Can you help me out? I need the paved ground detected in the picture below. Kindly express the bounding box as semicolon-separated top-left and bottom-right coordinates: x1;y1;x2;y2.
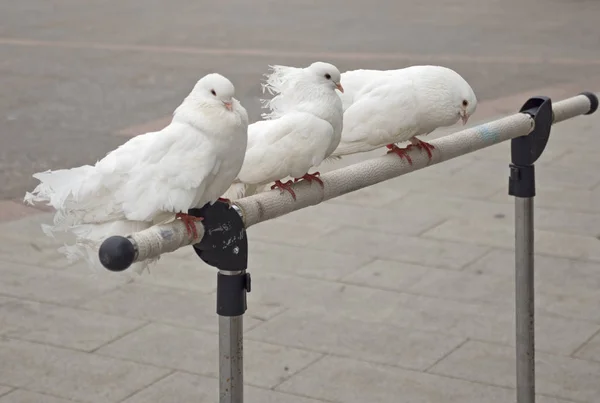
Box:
1;109;600;403
2;0;600;402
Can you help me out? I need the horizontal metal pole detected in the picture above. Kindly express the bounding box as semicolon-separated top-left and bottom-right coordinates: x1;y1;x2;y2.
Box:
236;113;533;227
235;93;595;227
104;92;597;268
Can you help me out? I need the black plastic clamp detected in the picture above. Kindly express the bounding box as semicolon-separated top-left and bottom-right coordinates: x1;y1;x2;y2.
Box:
508;96;553;198
189;201;250;317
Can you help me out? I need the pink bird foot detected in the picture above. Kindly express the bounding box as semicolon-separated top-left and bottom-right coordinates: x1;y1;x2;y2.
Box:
294;172;324;188
408;137;435;160
386;144;413;165
176;213;204;240
271;180;297;200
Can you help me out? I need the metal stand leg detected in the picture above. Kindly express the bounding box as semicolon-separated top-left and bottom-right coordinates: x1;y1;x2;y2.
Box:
220;314;244;403
515;197;535;403
216;269;250;403
509;95;552;403
190;203;249;403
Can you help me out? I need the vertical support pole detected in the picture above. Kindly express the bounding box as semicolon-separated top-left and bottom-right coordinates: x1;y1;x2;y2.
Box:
219;314;243;403
216;269;250;403
509;96;552;403
191;203;249;403
514;196;535;403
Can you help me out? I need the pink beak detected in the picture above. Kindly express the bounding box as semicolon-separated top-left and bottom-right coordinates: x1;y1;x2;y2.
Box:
223;101;233;111
336;83;344;93
461;113;469;125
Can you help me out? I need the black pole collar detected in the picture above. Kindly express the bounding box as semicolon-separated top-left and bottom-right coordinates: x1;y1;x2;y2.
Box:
190;201;249;317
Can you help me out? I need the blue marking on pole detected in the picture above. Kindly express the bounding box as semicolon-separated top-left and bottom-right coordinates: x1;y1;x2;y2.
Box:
478;124;499;144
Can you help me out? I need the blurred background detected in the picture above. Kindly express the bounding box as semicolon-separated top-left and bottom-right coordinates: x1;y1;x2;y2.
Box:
1;0;599;202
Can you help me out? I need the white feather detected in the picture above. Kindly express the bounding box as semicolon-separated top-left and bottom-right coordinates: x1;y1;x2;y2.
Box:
331;65;478;158
221;61;344;200
25;73;249;273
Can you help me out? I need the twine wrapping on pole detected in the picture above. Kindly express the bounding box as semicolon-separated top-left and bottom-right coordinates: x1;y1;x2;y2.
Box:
108;93;596;267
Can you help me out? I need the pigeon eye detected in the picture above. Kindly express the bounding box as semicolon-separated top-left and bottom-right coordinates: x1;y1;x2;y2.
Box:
211;89;217;96
324;73;331;80
462;100;468;107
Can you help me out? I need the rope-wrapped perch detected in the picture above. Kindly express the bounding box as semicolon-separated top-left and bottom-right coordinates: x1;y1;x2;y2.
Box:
236;113;533;226
99;92;598;270
236;92;596;227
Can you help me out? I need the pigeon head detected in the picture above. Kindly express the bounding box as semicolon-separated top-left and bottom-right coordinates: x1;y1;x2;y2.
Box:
454;79;477;125
190;73;236;111
433;69;478;125
306;62;344;93
410;66;478;130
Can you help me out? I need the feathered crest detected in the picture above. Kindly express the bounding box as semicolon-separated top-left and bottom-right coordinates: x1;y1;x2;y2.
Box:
260;64;308;120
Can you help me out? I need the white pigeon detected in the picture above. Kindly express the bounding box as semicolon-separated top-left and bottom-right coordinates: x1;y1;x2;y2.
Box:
222;61;344;201
331;65;477;163
24;73;249;273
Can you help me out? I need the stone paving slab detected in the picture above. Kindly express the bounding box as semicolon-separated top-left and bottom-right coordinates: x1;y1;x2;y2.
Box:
0;261;125;306
96;322;323;389
247;239;374;281
464;249;600;321
121;372;327;403
0;388;12;400
0;338;170;403
429;340;600;403
276;355;520;403
0;390;75;403
246;272;405;323
80;283;268;332
351;290;599;356
247;310;466;371
306;225;491;270
272;201;447;238
423;217;600;261
573;331;600;363
0;295;146;352
552;149;600;173
388;191;600;237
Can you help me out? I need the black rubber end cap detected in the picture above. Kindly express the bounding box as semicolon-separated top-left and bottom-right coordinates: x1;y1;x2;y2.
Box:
580;92;599;115
98;235;135;272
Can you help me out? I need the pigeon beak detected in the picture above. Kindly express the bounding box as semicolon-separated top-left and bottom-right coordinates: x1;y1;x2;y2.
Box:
461;112;469;125
335;83;344;93
223;101;233;111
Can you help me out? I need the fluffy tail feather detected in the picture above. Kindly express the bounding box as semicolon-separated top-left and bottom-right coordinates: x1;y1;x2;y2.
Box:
25;165;94;210
24;165;120;231
25;167;155;274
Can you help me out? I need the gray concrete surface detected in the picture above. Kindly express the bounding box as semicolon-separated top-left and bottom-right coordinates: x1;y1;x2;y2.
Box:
0;109;599;402
1;0;600;402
